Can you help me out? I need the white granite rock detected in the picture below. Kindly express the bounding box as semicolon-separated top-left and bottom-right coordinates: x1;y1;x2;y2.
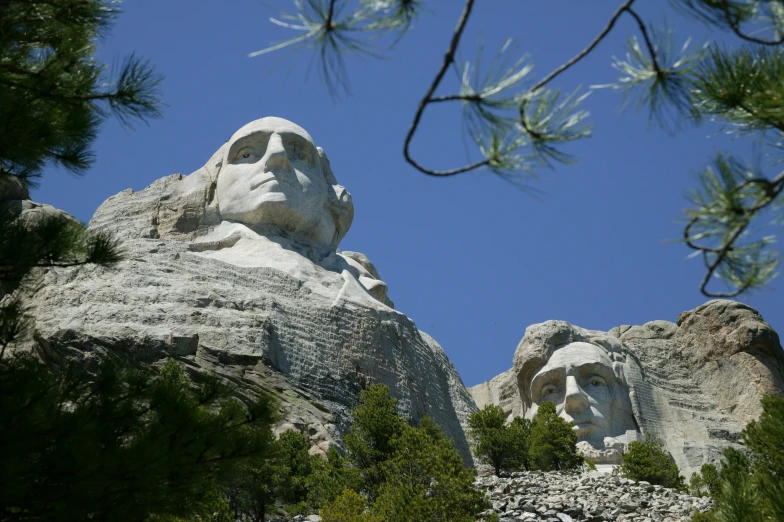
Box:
469;301;784;477
16;117;477;461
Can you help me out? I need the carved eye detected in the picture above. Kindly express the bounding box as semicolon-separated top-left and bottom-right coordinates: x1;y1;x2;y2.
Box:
542;385;557;398
297;152;306;160
236;148;255;161
588;377;606;387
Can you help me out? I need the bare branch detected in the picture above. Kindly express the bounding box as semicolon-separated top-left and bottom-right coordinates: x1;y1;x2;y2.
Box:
402;0;488;177
721;0;784;46
531;0;637;93
625;8;663;74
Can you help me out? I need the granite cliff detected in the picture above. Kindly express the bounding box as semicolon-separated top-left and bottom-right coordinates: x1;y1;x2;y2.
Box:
469;300;784;477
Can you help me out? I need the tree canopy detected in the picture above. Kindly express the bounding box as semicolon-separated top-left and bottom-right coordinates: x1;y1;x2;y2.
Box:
0;356;277;521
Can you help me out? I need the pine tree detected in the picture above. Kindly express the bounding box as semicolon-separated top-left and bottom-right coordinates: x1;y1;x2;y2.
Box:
0;0;164;353
0;356;277;521
619;433;685;490
343;384;406;497
467;405;532;475
320;391;489;522
528;401;582;471
371;417;488;522
307;447;364;509
701;396;784;521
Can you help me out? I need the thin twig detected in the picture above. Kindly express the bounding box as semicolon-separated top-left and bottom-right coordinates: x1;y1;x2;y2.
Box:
626;8;663;74
531;0;637;93
684;171;784;297
521;1;640;138
722;0;784;46
403;0;492;177
325;0;338;29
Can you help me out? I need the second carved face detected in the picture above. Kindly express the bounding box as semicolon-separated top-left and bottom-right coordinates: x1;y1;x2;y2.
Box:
528;342;637;443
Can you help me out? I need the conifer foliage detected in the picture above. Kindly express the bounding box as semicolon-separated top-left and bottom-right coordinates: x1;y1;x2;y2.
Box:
528;401;583;472
0;0;164;355
619;433;685;490
320;384;489;522
0;356;277;521
467;404;532;475
252;0;784;297
0;0;163;188
692;395;784;521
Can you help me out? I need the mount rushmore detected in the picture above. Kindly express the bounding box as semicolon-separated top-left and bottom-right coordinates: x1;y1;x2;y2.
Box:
7;117;784;474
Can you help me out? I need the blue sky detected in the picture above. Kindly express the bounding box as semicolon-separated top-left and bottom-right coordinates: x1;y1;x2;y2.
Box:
31;1;781;387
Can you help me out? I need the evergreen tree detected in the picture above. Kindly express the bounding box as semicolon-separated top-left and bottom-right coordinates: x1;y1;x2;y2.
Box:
0;355;276;521
0;0;163;188
222;429;320;521
507;416;534;471
307;447;364;509
689;463;719;497
699;396;784;521
275;430;316;506
528;401;582;471
619;433;685;490
320;394;489;522
320;488;375;522
371;418;488;522
0;0;164;352
742;395;784;521
467;405;532;475
343;384;406;497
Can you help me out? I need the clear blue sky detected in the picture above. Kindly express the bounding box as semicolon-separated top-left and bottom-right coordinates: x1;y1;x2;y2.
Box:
31;1;781;387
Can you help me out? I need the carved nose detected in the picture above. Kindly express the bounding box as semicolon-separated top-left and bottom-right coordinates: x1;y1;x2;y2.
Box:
263;134;292;172
563;376;589;416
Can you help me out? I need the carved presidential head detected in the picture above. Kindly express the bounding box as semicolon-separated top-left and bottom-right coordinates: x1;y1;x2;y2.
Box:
212;117;353;249
513;322;640;445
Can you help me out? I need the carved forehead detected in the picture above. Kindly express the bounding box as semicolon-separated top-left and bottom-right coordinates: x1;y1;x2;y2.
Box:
228;117;316;147
538;342;612;374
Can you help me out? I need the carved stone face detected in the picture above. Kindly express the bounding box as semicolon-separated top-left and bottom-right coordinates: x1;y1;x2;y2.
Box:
529;342;636;443
217;117;336;246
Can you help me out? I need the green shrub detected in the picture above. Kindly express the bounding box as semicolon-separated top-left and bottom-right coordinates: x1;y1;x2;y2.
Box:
468;405;533;475
344;384;406;496
372;418;488;522
528;402;583;471
320;488;375;522
619;433;684;490
320;388;489;522
702;396;784;521
307;447;363;508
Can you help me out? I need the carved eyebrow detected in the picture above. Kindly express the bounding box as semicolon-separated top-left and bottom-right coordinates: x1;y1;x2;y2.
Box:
227;131;271;161
281;132;317;154
575;362;616;381
531;368;565;395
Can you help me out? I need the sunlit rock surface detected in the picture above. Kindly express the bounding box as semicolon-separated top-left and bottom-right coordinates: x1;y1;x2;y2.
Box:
469;300;784;476
18;117;476;461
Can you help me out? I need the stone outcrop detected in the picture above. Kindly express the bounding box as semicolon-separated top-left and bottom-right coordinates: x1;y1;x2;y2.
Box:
469;301;784;477
475;471;713;522
12;117;477;461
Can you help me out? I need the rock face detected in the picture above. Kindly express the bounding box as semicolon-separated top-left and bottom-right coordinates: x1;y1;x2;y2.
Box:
475;470;713;522
469;301;784;476
16;117;476;460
